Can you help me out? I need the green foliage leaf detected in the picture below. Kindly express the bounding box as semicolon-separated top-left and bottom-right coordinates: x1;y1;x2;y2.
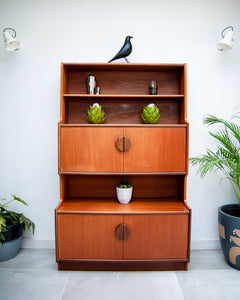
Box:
117;176;132;188
189;112;240;205
0;195;35;246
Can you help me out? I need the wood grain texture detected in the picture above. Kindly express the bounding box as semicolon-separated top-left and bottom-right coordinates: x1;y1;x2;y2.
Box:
59;125;187;173
57;214;123;259
123;214;189;259
60;126;123;172
56;199;190;214
124;127;187;172
65;175;182;199
66;97;183;124
67;70;180;95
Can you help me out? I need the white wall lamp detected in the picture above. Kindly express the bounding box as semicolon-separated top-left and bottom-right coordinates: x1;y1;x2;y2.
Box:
218;26;234;51
3;28;20;51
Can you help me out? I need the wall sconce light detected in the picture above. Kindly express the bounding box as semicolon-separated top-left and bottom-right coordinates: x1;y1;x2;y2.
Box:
3;28;20;51
218;26;234;51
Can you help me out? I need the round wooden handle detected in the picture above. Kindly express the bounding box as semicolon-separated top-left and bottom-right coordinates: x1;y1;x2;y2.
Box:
115;224;130;240
115;136;131;152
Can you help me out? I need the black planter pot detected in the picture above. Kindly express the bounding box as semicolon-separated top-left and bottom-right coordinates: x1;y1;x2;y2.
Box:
2;223;23;242
0;223;23;262
218;204;240;270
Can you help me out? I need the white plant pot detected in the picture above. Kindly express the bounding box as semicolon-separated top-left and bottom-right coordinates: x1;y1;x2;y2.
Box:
116;187;133;204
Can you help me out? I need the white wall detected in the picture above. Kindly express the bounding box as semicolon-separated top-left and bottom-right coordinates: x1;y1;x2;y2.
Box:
0;0;240;250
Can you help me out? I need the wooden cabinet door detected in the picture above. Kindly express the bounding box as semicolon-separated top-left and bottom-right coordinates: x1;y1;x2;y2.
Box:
60;126;123;173
123;214;189;259
57;214;123;259
124;127;187;172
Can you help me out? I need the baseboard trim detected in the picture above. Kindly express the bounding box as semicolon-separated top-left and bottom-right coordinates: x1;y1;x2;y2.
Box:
21;238;221;251
191;239;221;250
57;259;189;271
21;238;55;249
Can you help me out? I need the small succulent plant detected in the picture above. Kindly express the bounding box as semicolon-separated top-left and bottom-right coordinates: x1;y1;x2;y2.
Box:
141;103;160;124
86;103;106;124
117;176;132;188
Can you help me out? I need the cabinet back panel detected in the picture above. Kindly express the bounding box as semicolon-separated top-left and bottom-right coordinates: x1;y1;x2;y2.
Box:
67;71;181;95
66;98;182;124
66;175;182;199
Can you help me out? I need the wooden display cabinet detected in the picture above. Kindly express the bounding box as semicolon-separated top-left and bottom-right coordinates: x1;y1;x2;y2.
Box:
55;63;191;271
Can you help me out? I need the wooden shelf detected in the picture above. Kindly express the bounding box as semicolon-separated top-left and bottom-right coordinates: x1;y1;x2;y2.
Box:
63;94;184;98
57;198;189;214
61;62;186;72
59;124;188;128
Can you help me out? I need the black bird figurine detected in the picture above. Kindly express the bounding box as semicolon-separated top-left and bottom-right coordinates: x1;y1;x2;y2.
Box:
108;36;133;63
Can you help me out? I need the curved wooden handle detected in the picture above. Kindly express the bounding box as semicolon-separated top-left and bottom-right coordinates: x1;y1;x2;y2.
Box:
115;224;130;240
115;136;131;152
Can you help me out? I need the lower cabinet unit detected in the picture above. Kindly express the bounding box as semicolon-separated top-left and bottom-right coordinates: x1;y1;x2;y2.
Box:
56;206;190;271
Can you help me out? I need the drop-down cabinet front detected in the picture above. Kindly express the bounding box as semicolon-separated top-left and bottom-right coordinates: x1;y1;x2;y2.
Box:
59;125;187;173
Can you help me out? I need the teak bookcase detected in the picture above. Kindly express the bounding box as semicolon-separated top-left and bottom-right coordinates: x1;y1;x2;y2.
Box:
55;63;191;271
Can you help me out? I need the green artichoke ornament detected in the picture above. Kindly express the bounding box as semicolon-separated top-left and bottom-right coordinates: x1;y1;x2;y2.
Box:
141;103;160;124
86;103;106;124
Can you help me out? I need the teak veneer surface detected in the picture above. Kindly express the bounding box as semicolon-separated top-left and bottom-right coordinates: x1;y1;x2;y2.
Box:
59;126;187;173
57;213;189;260
57;199;189;214
123;214;188;259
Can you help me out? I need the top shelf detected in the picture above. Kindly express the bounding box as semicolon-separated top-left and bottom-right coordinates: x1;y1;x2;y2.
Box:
62;62;186;72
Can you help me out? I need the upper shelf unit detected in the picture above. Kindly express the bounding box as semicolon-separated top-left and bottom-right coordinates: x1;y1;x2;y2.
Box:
60;63;187;125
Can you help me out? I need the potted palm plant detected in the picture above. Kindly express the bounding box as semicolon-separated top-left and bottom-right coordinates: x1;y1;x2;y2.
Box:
189;112;240;269
116;176;133;204
0;194;35;261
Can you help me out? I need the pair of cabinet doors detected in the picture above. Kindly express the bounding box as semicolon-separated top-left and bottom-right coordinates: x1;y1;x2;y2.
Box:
59;126;187;173
57;214;189;260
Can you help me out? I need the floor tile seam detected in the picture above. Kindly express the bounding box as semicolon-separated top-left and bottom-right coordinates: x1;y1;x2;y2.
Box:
60;271;71;299
173;271;186;300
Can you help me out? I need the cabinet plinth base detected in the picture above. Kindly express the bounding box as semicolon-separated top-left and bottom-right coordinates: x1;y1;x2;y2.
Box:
57;259;189;271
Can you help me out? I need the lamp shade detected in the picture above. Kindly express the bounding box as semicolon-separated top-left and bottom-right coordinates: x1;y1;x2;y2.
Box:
3;28;20;51
218;27;233;51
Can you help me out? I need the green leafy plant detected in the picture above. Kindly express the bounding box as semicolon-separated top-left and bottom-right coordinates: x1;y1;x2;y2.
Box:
86;103;106;124
117;176;132;188
142;103;160;124
0;195;35;246
189;113;240;205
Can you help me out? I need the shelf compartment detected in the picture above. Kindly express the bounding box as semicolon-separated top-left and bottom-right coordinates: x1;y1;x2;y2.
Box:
60;174;186;201
63;97;185;124
61;63;186;95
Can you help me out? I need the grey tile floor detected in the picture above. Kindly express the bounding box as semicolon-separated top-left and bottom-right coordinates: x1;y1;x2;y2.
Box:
0;249;240;300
